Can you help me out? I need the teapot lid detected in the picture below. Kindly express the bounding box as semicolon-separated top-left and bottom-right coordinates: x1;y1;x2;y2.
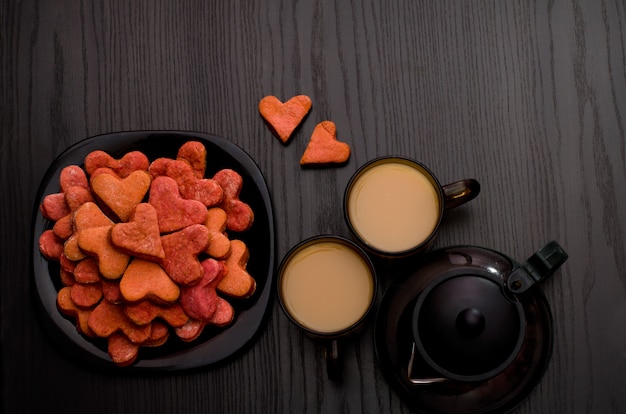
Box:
412;269;525;382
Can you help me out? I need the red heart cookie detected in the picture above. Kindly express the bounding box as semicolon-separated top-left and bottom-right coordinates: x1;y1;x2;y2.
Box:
149;158;223;207
179;258;225;321
84;150;150;178
300;121;351;165
70;282;103;308
111;203;165;261
60;165;90;192
176;141;207;180
259;95;312;144
213;169;254;232
159;224;210;286
107;332;139;367
148;176;209;233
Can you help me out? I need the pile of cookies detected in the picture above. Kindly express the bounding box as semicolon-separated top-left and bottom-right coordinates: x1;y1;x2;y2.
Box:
38;141;256;366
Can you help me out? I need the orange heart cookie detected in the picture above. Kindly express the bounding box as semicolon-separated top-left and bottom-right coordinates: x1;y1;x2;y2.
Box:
204;207;231;259
124;300;189;327
88;300;152;344
111;203;165;261
217;239;256;298
120;259;180;304
259;95;312;144
56;286;95;337
90;170;151;222
300;121;351;166
66;196;118;262
78;226;130;280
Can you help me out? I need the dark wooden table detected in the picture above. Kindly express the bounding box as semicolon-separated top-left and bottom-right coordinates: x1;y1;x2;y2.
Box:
3;1;625;413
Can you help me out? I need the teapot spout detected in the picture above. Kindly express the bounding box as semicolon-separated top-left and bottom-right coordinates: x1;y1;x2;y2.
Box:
506;241;568;294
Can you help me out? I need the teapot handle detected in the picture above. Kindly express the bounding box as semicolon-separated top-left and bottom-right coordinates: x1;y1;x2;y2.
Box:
506;241;568;294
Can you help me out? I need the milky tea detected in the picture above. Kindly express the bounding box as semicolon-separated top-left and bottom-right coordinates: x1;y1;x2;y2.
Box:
346;161;441;253
279;241;375;334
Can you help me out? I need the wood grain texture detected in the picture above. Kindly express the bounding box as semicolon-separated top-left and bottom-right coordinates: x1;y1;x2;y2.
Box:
2;0;625;413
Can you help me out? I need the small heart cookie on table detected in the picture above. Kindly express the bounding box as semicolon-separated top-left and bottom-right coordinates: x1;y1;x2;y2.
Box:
300;121;351;166
259;95;312;144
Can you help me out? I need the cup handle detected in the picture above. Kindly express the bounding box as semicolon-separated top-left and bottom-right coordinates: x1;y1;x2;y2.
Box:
325;339;342;381
442;179;480;211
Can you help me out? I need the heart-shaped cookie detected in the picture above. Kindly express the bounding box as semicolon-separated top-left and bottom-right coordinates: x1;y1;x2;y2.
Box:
84;150;150;178
66;201;115;262
124;300;189;327
57;287;95;337
159;224;210;286
148;176;209;233
179;258;225;321
77;226;130;279
217;239;256;298
90;170;151;222
176;141;207;180
111;203;165;261
204;207;231;259
88;300;152;343
213;169;254;232
120;258;181;303
259;95;312;144
300;121;351;165
149;158;223;207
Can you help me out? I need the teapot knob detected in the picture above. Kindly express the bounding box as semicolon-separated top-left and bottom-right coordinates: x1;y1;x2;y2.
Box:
456;308;485;337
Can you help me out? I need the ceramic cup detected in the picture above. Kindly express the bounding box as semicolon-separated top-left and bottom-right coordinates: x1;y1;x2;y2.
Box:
277;235;377;381
344;156;480;258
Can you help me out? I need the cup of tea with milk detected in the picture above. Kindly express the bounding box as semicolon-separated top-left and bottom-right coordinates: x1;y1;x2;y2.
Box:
277;236;377;381
344;156;479;257
278;156;480;380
